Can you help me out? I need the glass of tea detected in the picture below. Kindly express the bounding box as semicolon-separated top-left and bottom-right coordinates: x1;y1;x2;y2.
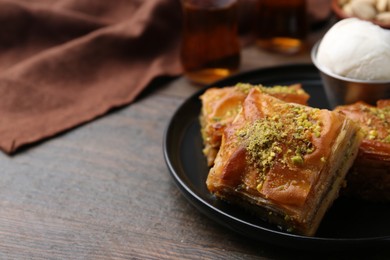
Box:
256;0;307;54
180;0;241;85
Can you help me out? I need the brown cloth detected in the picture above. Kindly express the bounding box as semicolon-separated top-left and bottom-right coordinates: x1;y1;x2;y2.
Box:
0;0;183;154
0;0;331;154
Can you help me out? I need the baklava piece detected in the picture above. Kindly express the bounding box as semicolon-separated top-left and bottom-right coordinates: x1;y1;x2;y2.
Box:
200;83;309;166
335;100;390;202
206;88;362;236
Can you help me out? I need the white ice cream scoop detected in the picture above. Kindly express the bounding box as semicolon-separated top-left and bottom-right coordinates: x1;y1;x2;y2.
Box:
316;18;390;81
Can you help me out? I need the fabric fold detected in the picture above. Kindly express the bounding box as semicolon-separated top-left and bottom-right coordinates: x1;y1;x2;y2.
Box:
0;0;182;154
0;0;330;154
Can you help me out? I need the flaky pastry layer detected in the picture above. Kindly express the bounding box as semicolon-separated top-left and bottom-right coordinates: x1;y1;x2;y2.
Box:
335;100;390;202
200;83;309;166
206;89;362;236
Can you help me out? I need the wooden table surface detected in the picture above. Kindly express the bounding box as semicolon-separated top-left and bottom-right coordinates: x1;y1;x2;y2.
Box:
1;25;388;259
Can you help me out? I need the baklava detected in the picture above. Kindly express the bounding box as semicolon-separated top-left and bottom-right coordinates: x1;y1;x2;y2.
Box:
206;88;362;236
335;100;390;202
200;83;309;166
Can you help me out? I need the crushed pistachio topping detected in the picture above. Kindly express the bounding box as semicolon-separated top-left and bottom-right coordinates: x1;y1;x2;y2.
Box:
236;104;322;183
235;83;258;94
212;116;222;122
234;83;304;95
361;106;390;143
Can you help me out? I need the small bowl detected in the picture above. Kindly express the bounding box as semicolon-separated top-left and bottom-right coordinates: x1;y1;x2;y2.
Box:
331;0;390;29
311;41;390;108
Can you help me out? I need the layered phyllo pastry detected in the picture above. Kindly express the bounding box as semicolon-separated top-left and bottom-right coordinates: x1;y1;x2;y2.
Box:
200;83;309;166
335;100;390;202
206;88;362;236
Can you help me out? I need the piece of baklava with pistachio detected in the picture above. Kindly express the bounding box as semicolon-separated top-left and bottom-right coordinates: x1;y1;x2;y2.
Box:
199;83;309;166
335;100;390;202
206;88;362;236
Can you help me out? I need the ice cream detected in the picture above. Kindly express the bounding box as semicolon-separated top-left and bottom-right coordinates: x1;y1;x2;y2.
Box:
316;18;390;81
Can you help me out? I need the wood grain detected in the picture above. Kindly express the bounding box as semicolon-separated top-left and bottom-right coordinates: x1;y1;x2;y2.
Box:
0;27;388;259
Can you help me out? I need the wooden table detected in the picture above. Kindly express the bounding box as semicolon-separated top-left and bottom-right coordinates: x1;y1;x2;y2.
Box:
1;27;388;259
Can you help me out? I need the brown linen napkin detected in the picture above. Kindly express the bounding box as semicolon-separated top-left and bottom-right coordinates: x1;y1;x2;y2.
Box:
0;0;183;154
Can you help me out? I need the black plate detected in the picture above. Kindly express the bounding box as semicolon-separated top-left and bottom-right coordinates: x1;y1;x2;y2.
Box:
163;64;390;250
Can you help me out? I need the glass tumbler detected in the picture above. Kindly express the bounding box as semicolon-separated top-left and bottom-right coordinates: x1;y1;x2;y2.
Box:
256;0;307;54
180;0;241;85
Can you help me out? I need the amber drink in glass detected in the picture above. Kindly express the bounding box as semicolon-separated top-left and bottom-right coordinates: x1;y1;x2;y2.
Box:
181;0;240;85
256;0;307;54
